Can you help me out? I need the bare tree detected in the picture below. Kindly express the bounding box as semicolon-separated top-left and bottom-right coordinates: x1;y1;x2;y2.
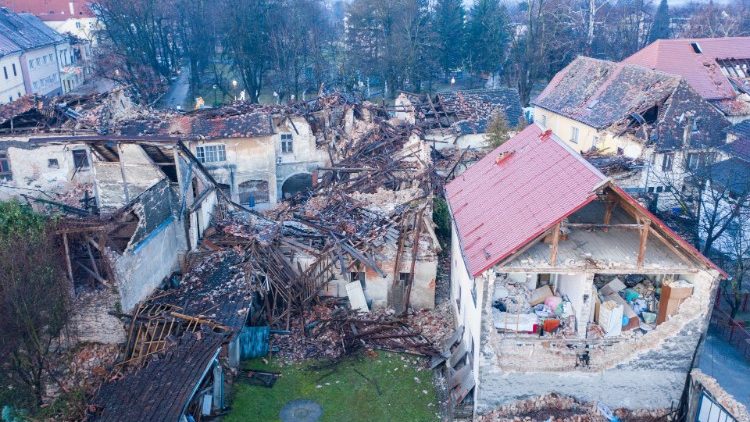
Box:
0;201;69;407
93;0;181;101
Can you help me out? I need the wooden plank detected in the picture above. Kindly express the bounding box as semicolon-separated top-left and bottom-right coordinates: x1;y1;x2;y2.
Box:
449;364;471;389
637;219;651;268
449;340;467;368
549;222;561;266
450;369;475;404
62;233;75;298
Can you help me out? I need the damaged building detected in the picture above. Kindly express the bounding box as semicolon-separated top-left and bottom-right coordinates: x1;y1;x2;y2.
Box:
118;95;361;209
625;37;750;123
533;56;731;208
445;124;724;417
394;88;523;150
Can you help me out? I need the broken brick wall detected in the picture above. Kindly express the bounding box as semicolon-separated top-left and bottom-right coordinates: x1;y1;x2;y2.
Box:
475;269;719;414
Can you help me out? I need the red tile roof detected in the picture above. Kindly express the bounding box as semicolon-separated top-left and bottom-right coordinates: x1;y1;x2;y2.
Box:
0;0;95;20
445;124;608;277
624;37;750;101
445;124;727;278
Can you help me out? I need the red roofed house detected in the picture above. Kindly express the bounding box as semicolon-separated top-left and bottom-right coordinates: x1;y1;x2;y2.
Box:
0;0;99;43
444;124;724;416
624;37;750;122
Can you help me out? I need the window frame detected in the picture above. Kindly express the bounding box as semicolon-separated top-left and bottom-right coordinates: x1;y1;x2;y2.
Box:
280;133;293;154
570;126;579;144
661;153;674;171
0;151;11;180
72;149;90;170
195;144;226;163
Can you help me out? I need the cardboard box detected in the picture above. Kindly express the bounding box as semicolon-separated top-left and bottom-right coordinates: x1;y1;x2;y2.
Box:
529;285;554;306
656;281;693;324
600;277;626;296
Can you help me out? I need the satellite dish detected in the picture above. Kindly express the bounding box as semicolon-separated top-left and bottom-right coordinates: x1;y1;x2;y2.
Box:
623;144;642;159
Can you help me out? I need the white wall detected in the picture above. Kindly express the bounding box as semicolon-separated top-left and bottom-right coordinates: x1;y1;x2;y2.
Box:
112;217;187;312
450;220;484;407
0;142;94;200
0;53;26;103
21;45;63;96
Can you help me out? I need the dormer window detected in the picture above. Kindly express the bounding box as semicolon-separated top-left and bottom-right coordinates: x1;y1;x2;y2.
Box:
691;42;702;54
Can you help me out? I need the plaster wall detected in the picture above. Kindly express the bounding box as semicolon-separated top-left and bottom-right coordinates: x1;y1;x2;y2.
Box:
0;53;25;103
111;216;187;312
21;45;63;96
0;142;94;200
190;137;277;210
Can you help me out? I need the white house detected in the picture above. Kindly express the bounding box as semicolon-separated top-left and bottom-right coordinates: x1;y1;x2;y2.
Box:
444;124;724;417
0;36;25;103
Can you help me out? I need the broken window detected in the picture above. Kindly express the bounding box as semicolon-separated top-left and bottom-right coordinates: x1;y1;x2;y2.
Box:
0;151;11;180
570;126;579;144
72;149;89;170
238;180;269;206
48;158;59;168
661;153;674;171
281;133;293;154
687;152;715;171
399;272;410;285
195;144;226;163
350;271;366;290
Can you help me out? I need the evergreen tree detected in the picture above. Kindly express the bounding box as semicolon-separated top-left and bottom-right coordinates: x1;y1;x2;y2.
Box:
465;0;511;77
648;0;671;43
434;0;465;75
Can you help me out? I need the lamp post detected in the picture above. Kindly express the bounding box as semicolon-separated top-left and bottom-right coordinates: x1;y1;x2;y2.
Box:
232;80;238;101
212;84;218;107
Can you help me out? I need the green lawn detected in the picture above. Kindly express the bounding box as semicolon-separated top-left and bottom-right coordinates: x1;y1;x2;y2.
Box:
226;351;440;422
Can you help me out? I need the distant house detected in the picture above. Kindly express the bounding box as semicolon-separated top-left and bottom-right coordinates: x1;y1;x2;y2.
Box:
395;88;524;150
533;56;730;206
0;0;100;43
624;37;750;123
0;8;88;96
445;124;724;417
0;33;25;104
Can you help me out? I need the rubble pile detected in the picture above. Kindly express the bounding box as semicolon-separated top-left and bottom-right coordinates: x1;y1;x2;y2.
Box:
583;151;643;177
477;393;668;422
271;299;443;363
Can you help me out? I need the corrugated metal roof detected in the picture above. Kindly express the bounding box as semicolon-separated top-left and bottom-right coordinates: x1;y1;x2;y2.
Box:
624;37;750;101
445;124;607;277
0;8;63;50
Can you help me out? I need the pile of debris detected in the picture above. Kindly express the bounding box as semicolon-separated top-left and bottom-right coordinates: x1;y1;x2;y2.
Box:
583;151;643;178
477;393;669;422
271;299;442;363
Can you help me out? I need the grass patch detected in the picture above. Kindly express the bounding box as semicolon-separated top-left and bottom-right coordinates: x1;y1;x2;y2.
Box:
226;351;439;422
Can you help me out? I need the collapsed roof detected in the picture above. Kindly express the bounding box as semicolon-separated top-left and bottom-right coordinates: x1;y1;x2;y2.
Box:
533;56;730;152
404;88;523;135
0;89;136;134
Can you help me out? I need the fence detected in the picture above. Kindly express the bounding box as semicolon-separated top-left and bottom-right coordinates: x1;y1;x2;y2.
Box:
709;307;750;361
714;286;750;314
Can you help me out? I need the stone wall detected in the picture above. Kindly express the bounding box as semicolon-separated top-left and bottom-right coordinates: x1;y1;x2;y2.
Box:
475;269;719;414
